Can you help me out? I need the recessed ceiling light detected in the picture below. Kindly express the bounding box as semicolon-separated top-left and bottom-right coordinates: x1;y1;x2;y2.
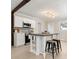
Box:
41;10;57;18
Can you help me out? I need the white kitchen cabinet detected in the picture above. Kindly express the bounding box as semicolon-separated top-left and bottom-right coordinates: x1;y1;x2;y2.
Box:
14;32;25;47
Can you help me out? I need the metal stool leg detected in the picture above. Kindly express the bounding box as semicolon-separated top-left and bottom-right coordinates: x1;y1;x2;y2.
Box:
48;43;50;52
54;43;58;55
57;41;59;53
51;43;55;59
45;42;48;51
59;40;62;51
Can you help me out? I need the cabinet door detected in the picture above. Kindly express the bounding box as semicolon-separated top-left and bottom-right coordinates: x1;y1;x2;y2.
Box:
14;33;25;46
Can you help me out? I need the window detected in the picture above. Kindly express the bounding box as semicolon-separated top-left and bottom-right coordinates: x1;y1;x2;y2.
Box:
60;22;67;30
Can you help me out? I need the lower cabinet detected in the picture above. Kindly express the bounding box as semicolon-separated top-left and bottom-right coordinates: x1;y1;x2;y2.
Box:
14;32;25;47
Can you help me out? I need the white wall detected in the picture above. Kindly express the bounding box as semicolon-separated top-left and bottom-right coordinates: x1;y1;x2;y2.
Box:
37;21;48;33
47;20;67;42
28;17;48;33
47;22;54;34
59;20;67;42
54;20;67;42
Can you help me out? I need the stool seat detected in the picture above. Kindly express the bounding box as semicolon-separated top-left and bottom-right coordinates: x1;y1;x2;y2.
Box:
46;40;56;43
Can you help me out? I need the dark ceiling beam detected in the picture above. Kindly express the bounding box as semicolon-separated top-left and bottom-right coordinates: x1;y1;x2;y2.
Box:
11;0;31;46
12;0;31;14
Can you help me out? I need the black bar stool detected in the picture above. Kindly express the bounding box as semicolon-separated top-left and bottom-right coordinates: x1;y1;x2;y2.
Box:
52;39;62;53
45;40;57;59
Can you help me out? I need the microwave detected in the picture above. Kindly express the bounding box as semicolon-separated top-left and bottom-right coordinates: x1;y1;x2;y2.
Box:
23;22;31;28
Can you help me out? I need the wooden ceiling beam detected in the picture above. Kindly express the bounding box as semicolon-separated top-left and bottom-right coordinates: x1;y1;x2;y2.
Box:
12;0;31;14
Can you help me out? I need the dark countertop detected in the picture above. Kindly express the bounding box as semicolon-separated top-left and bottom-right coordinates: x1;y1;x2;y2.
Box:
29;33;59;36
14;27;33;30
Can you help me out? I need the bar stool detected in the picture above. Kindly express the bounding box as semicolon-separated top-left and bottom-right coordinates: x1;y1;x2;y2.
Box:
52;39;62;53
45;40;57;59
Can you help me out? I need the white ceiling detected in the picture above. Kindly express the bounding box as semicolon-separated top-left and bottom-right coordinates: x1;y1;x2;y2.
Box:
11;0;23;10
11;0;67;22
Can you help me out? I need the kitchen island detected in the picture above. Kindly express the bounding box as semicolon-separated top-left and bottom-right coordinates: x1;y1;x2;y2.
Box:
29;33;59;59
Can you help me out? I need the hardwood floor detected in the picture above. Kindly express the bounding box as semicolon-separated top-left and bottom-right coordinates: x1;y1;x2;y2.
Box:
11;41;67;59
